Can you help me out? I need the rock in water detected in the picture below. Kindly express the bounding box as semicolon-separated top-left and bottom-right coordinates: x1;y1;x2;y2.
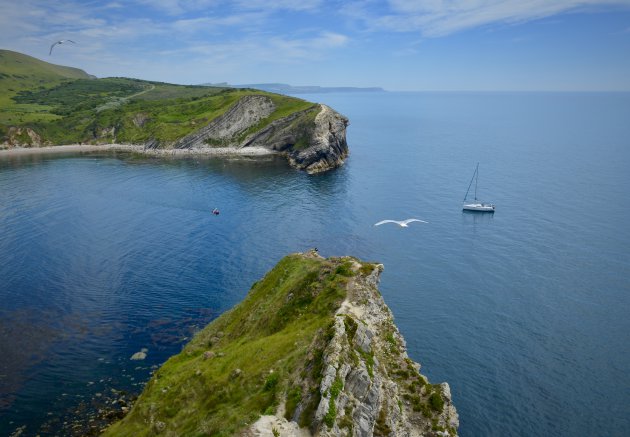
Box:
104;252;458;436
130;348;147;361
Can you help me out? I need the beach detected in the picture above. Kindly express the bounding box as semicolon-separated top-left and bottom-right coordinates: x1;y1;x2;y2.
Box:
0;144;278;157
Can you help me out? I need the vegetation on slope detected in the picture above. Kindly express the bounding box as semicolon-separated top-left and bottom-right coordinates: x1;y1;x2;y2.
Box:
0;49;91;125
103;253;357;436
0;50;314;147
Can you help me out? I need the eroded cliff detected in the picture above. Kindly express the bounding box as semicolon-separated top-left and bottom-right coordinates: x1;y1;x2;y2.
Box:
104;251;458;437
170;95;349;174
1;51;349;174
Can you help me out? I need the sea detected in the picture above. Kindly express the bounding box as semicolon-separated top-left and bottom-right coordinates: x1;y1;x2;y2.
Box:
1;92;629;436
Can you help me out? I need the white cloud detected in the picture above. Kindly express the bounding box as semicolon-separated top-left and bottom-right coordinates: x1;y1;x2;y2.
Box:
134;0;222;15
266;31;348;59
233;0;323;12
170;11;269;33
350;0;630;37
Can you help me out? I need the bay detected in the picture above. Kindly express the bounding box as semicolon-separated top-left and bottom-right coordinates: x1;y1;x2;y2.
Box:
1;91;629;436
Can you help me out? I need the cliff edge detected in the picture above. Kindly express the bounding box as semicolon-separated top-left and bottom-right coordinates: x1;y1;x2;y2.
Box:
1;51;349;174
170;95;349;174
104;252;458;437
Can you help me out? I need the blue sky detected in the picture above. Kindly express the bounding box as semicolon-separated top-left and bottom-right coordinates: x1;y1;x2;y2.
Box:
2;0;630;90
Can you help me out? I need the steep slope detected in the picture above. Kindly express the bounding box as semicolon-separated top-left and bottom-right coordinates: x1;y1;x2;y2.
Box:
104;251;458;436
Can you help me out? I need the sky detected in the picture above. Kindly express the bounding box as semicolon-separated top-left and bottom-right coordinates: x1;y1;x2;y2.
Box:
1;0;630;91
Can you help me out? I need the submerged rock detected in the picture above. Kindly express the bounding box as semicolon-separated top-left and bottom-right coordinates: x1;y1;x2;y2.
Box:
129;348;148;361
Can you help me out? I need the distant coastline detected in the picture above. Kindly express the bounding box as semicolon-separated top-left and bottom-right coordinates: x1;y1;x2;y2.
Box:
202;82;386;94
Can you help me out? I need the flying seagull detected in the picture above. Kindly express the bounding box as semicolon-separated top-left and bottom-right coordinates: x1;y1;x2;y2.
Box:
374;219;428;227
49;40;76;55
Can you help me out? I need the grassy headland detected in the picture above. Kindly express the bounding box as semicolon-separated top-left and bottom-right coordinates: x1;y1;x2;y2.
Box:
0;50;314;147
103;253;353;436
102;252;459;437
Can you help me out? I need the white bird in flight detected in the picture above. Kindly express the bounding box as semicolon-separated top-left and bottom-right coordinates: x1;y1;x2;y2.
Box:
374;218;428;227
49;40;76;55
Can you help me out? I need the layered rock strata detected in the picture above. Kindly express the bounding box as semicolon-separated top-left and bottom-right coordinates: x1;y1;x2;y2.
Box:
169;95;349;174
253;253;459;437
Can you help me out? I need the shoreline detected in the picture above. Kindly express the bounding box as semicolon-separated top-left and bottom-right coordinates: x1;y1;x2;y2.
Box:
0;144;278;157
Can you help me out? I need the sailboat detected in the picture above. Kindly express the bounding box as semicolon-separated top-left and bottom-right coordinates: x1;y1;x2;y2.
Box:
463;163;495;212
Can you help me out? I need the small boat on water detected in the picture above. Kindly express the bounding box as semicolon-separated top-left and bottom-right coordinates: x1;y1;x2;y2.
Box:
212;208;220;215
463;163;495;212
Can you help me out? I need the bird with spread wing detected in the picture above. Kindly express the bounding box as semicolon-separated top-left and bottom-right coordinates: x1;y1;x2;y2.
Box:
374;219;428;227
49;40;76;55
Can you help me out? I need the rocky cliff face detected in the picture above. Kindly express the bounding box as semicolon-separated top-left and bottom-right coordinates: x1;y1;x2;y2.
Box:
170;95;349;174
246;254;459;437
104;252;458;437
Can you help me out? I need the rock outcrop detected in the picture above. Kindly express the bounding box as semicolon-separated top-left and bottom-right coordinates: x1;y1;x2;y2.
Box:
169;95;349;174
1;51;349;173
5;127;48;147
104;252;458;437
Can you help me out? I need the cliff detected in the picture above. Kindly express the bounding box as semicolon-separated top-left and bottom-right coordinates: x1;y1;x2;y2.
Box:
104;252;458;436
170;95;348;174
0;51;349;174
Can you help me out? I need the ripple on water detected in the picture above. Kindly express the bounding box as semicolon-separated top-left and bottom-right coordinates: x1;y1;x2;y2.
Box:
2;93;630;436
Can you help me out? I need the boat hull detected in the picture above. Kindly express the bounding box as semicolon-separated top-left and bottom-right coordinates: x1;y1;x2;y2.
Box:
463;203;495;212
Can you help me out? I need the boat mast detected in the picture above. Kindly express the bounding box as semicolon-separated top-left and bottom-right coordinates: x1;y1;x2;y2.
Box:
464;163;479;202
474;162;479;200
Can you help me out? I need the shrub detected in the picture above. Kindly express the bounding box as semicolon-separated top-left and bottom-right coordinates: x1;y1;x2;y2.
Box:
285;386;302;420
429;391;444;413
263;373;279;392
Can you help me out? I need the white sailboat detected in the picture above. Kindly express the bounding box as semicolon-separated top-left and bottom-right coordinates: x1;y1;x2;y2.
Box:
463;163;495;212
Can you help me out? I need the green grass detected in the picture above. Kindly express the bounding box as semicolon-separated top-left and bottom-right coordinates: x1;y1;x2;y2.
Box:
0;50;91;124
103;254;352;436
1;50;318;147
324;376;344;427
236;95;316;144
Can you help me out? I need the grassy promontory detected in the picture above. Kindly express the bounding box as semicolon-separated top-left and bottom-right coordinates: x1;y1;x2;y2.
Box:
103;251;459;436
104;252;349;435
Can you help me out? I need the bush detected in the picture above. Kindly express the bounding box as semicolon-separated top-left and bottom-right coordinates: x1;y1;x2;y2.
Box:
263;373;279;392
429;391;444;413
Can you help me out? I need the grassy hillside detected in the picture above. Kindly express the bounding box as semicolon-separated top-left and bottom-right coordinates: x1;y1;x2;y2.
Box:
0;49;91;124
0;49;90;81
0;50;314;146
103;253;357;436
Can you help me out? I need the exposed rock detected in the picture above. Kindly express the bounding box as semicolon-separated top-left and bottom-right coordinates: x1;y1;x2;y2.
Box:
130;348;148;361
6;127;47;147
173;95;276;149
168;96;349;174
283;259;457;437
244;415;311;437
285;105;349;174
132;112;150;128
98;126;116;139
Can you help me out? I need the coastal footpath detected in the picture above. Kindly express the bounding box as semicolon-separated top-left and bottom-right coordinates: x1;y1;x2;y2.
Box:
104;251;459;437
0;50;349;174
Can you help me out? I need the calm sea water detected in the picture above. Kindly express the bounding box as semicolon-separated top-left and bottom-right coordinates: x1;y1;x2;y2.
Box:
1;92;629;436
